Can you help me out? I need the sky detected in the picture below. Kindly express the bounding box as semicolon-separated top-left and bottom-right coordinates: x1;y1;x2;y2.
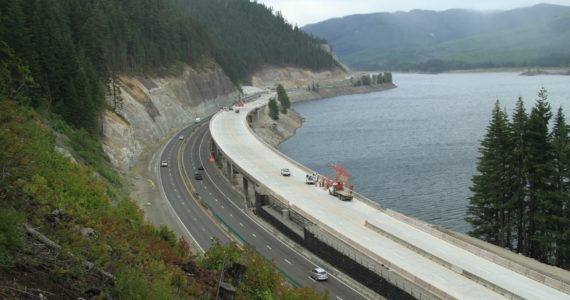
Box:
256;0;570;26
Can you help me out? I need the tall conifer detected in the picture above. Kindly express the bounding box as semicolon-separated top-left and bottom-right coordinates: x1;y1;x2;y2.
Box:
467;100;512;245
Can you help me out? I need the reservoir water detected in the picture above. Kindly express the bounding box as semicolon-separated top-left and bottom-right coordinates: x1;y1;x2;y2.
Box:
279;72;570;233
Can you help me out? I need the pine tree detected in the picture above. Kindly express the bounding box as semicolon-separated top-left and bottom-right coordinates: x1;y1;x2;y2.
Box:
525;87;553;260
467;100;512;245
276;84;290;114
546;107;570;266
510;97;529;254
268;97;279;120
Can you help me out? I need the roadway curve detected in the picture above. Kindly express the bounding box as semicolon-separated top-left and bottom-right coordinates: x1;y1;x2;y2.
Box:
209;94;570;300
158;119;368;300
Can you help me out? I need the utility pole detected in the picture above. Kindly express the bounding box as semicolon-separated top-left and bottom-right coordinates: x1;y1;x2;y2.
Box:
215;253;228;300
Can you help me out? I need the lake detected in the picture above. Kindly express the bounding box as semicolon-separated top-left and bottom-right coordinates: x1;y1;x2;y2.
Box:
279;72;570;233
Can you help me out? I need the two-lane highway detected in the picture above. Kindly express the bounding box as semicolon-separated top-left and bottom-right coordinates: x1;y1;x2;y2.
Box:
158;118;369;300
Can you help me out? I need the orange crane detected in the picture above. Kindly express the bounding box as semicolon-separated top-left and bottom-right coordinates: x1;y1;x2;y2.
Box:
325;163;354;201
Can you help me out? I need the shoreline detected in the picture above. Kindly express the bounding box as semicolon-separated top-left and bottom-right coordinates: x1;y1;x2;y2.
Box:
250;82;397;148
250;81;570;285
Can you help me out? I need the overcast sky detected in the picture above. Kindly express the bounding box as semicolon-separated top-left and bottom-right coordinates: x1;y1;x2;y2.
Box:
256;1;570;26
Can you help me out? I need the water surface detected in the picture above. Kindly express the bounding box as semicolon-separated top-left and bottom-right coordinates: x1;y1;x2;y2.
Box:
279;73;570;232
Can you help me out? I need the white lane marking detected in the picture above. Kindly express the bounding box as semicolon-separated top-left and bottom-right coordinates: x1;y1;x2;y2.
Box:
221;205;224;209
193;217;198;222
251;233;257;238
230;214;233;217
266;245;272;250
284;259;292;265
197;127;367;299
181;202;185;206
239;222;244;227
308;276;316;282
202;227;206;232
214;198;219;202
336;297;344;300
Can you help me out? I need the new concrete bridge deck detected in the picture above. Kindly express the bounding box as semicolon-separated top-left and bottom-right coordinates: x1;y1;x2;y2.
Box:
210;93;570;299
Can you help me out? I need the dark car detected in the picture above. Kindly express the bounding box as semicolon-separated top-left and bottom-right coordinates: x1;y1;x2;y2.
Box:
194;173;203;180
197;165;204;171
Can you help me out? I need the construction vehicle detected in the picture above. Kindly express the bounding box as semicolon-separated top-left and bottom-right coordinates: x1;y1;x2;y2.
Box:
328;181;353;201
324;163;354;201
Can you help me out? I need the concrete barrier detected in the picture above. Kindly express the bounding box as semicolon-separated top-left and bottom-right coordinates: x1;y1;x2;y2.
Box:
211;99;570;297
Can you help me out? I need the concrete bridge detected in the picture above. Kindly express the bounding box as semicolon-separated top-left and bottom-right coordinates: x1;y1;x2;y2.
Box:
209;93;570;299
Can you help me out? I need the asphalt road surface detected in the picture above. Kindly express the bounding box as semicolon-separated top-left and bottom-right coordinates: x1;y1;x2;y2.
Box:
158;120;368;300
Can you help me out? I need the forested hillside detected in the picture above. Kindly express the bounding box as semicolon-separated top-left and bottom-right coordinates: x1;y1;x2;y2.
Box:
0;0;338;135
0;0;337;298
177;0;340;82
303;4;570;72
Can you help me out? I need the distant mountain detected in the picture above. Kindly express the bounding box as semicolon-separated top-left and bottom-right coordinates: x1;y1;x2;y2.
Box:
302;4;570;72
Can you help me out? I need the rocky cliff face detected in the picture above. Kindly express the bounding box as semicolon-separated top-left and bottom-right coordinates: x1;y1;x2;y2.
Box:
101;64;238;170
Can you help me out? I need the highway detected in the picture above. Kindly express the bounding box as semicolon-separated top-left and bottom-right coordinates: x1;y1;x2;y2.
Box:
157;118;368;300
209;94;570;300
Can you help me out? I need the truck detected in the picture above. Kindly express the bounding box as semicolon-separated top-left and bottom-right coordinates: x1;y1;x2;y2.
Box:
328;181;353;201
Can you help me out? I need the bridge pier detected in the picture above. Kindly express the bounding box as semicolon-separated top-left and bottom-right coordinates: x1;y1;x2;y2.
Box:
242;177;257;208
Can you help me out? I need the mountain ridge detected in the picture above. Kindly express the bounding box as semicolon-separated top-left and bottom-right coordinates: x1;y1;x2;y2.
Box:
302;3;570;72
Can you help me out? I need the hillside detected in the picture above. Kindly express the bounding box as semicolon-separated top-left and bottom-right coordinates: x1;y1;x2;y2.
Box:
176;0;341;83
0;0;338;298
302;4;570;72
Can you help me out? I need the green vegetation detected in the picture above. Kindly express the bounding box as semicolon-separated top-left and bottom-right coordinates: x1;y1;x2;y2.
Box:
178;0;340;83
277;84;291;114
353;72;392;87
0;100;327;298
0;0;338;135
0;0;217;134
0;0;337;297
467;88;570;269
303;4;570;72
268;97;279;120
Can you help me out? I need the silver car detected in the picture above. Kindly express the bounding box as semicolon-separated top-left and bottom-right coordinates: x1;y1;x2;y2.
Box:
310;267;328;281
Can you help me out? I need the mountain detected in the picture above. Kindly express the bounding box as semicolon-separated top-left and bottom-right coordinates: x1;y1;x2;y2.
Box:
302;4;570;72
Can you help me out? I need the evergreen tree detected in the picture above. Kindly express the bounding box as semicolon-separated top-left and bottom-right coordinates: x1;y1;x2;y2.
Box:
268;97;279;120
384;72;393;83
510;97;529;254
377;73;384;83
276;84;290;114
546;107;570;266
467;100;513;246
525;87;553;260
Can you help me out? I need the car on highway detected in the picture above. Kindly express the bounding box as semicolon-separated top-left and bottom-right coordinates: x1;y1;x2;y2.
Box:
160;161;168;167
280;168;291;176
194;173;203;180
178;135;184;140
310;267;328;281
197;165;204;171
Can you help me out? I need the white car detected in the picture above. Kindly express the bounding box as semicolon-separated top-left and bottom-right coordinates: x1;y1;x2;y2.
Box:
280;168;291;176
310;267;328;281
160;161;168;167
305;174;316;184
178;135;184;140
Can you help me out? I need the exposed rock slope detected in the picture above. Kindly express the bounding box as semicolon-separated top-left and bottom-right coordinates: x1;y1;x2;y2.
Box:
102;64;238;170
